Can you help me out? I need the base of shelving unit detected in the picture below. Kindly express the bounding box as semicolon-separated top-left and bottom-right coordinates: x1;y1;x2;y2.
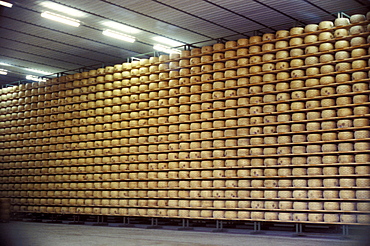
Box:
177;227;194;231
65;215;84;225
146;225;163;229
23;219;42;223
66;221;85;225
91;215;107;226
43;220;62;224
250;221;264;234
9;213;370;239
178;219;193;230
117;217;136;227
117;224;136;228
292;223;305;237
339;235;351;240
212;220;228;232
212;228;228;232
146;217;162;229
340;225;350;239
91;223;109;226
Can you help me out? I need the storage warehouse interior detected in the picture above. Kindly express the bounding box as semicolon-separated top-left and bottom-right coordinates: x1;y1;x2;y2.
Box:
0;0;370;244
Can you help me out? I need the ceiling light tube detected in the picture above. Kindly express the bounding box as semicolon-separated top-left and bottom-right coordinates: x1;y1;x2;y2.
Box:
41;11;80;27
103;21;140;34
25;68;52;75
153;44;181;54
0;69;8;75
0;62;11;66
0;1;12;8
152;36;183;47
26;75;47;82
102;29;135;43
40;2;85;17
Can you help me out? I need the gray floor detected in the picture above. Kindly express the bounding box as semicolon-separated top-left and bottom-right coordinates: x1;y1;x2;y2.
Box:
0;221;367;246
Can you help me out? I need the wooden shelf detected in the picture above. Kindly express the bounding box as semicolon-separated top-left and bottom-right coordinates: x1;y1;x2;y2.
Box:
1;149;370;163
9;202;370;214
2;136;370;156
0;161;369;172
14;209;370;225
175;44;370;74
2;174;370;183
2;69;370;117
1;35;370;110
8;194;370;202
3;86;370;122
1;75;370;123
1;98;370;135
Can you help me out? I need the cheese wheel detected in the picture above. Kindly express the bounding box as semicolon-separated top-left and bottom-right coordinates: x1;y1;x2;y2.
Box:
304;24;318;32
211;43;224;51
324;214;340;223
357;215;370;224
319;42;333;51
357;190;370;199
357;202;370;211
212;52;224;60
177;51;190;60
350;14;366;23
319;32;333;41
334;17;350;26
350;25;365;35
304;34;318;43
276;51;288;59
279;213;293;221
318;21;333;29
334;29;349;40
308;214;323;222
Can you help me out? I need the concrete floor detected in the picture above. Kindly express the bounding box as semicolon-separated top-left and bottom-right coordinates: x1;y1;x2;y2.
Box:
0;221;367;246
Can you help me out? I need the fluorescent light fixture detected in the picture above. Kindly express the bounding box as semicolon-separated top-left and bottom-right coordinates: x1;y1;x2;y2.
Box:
41;11;80;27
0;69;8;75
26;75;47;82
25;68;52;75
152;36;183;47
0;1;12;8
40;1;85;17
153;44;181;54
103;21;140;34
102;29;135;43
0;62;11;66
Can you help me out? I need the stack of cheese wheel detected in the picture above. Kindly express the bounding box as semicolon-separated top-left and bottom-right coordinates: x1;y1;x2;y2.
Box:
1;12;370;226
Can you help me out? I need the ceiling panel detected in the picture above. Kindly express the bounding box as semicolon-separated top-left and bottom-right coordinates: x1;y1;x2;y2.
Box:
63;0;209;43
0;0;368;85
308;0;366;15
102;0;227;40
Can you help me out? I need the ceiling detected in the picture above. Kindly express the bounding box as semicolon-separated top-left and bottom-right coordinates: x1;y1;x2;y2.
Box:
0;0;369;86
